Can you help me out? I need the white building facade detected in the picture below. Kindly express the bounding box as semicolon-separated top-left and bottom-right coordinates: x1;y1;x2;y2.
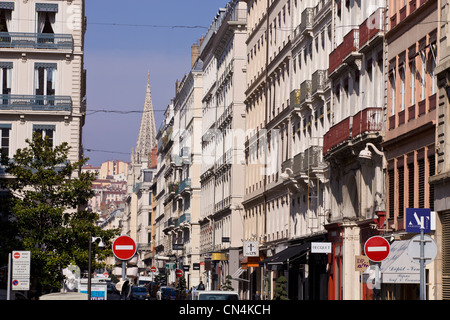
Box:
199;0;247;291
0;0;86;167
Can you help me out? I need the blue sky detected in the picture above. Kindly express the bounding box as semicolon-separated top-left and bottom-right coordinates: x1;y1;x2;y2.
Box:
82;0;227;166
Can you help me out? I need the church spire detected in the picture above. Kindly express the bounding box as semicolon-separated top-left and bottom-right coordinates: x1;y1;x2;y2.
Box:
135;71;157;163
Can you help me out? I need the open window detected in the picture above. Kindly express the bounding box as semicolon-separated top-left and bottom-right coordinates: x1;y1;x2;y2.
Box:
0;2;14;33
36;3;58;34
35;63;56;98
0;62;12;95
33;124;55;147
0;124;11;160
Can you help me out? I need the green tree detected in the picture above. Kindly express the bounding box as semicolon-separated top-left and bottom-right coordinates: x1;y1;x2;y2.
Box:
273;275;289;300
222;275;234;291
0;133;119;295
177;275;187;290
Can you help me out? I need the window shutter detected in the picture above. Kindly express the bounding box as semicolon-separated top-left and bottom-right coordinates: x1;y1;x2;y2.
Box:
442;213;450;299
398;166;404;218
388;169;395;217
418;158;425;208
428;154;435;211
408;162;414;208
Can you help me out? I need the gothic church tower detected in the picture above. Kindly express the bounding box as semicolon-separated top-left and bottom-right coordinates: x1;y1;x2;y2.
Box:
134;72;157;163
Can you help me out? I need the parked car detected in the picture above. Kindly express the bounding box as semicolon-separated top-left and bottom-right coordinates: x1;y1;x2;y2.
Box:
161;287;177;300
189;290;239;300
129;286;150;300
107;281;118;294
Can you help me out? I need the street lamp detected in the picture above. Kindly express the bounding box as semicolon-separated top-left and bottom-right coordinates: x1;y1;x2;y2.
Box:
88;233;104;300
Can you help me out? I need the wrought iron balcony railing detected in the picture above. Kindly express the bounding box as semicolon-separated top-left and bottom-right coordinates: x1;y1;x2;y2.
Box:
178;178;191;194
0;32;73;50
299;8;314;35
0;94;72;112
329;29;360;74
311;70;328;95
323;107;383;155
359;8;384;48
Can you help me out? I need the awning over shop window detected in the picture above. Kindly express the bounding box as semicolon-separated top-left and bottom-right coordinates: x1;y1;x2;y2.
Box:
259;243;310;270
379;240;420;284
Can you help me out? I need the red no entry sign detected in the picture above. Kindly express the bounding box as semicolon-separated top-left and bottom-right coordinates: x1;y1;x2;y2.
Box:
364;236;390;262
175;269;183;278
112;236;137;260
150;266;157;273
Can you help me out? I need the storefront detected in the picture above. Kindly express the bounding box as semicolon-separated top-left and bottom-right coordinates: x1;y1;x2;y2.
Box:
259;241;328;300
363;239;421;300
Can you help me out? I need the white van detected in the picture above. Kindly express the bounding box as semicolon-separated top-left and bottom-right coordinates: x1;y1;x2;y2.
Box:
190;290;239;301
39;292;88;300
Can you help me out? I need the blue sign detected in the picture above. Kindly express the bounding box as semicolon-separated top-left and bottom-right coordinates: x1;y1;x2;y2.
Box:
406;208;431;233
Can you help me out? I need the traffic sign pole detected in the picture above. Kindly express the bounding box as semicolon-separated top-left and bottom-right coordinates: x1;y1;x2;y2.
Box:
7;253;11;300
420;228;425;300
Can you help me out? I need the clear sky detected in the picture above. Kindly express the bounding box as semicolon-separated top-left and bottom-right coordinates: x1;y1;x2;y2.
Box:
82;0;228;166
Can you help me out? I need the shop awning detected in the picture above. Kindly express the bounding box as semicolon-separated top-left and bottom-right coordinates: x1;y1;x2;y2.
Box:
259;243;310;270
379;240;420;284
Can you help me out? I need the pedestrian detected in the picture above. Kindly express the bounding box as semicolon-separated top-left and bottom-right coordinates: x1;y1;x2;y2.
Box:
372;279;381;300
197;281;205;290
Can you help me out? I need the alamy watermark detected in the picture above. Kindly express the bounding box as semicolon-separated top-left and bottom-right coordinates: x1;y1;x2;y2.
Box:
167;128;282;177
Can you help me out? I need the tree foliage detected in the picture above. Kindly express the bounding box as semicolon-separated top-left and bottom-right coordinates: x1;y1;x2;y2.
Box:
273;275;289;300
222;275;234;291
0;133;119;293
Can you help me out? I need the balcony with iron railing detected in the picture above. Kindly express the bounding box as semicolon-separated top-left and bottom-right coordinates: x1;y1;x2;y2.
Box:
299;80;312;105
289;81;312;111
163;218;174;232
292;152;305;176
170;154;183;167
179;213;191;225
163;181;179;204
302;146;323;172
177;178;192;195
311;70;328;96
352;107;383;137
214;195;232;213
229;8;247;25
359;8;384;50
0;94;72;113
159;126;173;153
329;29;360;74
323;117;352;155
290;89;301;109
281;158;292;174
0;32;73;51
299;8;314;36
323;107;383;156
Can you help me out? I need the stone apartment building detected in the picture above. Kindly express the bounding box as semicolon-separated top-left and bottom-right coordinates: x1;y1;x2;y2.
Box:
198;0;247;291
155;44;204;289
0;0;86;169
150;0;449;300
433;0;450;300
382;0;439;299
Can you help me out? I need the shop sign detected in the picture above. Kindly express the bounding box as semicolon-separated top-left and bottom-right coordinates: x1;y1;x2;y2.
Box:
355;255;370;272
212;252;227;261
243;241;259;257
311;242;332;253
